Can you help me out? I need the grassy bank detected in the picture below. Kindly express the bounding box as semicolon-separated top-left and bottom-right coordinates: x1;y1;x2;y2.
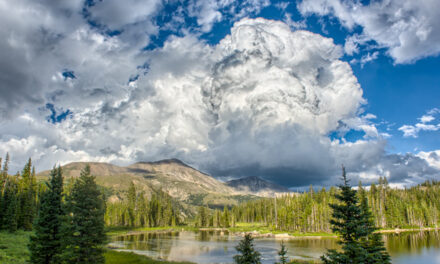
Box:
0;231;193;264
0;231;30;264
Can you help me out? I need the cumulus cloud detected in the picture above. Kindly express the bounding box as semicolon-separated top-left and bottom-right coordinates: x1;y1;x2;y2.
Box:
88;0;162;30
0;0;152;119
1;5;438;188
298;0;440;63
399;108;440;138
417;150;440;170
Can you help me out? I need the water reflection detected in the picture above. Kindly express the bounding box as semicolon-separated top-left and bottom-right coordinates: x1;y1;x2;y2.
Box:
111;230;440;264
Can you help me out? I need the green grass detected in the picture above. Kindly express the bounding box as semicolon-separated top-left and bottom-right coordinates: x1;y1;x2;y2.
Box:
0;231;31;264
105;250;194;264
0;230;193;264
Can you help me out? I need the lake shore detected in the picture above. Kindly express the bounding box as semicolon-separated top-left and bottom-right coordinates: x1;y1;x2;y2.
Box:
107;225;440;240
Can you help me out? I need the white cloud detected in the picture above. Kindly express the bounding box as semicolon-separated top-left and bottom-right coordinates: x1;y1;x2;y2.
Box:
417;150;440;170
298;0;440;63
420;115;435;123
88;0;162;30
399;108;440;137
284;13;307;30
359;51;379;66
187;0;222;32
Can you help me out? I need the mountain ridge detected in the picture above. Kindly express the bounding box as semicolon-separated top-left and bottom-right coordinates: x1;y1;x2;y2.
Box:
226;176;290;195
37;159;291;208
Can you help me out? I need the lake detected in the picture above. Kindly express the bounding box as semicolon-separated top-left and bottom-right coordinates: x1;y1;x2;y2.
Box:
110;230;440;264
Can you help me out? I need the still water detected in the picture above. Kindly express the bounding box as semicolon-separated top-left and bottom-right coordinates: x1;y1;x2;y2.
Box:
110;230;440;264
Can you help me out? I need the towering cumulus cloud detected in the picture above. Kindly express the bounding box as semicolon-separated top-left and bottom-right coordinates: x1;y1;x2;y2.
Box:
0;16;438;187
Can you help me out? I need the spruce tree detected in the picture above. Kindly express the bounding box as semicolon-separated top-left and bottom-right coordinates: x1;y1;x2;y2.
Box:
233;233;261;264
61;165;106;264
29;166;64;264
277;241;288;264
321;167;368;264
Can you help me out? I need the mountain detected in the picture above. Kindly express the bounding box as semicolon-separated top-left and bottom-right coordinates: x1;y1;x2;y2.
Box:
226;176;290;196
37;159;256;208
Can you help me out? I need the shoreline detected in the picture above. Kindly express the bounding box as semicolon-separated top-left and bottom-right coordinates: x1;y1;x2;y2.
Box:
108;226;440;239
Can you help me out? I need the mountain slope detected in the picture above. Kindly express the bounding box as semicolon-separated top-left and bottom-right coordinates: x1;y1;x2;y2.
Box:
226;176;289;196
37;159;255;207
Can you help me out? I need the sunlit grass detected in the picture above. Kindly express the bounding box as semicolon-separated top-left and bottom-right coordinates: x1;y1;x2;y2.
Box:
0;231;31;264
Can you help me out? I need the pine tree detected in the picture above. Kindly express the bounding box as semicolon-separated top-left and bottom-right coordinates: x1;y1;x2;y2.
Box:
277;241;288;264
29;166;64;264
233;233;261;264
61;165;106;264
321;167;368;264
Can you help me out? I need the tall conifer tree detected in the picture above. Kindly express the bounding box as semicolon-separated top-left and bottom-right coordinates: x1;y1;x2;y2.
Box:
29;166;64;264
62;165;106;264
321;167;368;264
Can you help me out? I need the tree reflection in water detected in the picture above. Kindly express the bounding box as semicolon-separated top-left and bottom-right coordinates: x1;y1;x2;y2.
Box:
111;230;440;263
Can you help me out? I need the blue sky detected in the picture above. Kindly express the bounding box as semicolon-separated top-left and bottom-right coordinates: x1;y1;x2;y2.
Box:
0;0;439;187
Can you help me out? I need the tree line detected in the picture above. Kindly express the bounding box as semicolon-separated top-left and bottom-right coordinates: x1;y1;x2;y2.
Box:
212;177;440;232
195;205;235;228
0;154;42;232
104;182;181;228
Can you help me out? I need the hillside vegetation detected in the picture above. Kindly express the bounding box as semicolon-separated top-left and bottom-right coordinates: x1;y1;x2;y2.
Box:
37;159;258;210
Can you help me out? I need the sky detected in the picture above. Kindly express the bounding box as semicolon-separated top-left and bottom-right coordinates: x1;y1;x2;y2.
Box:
0;0;439;188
